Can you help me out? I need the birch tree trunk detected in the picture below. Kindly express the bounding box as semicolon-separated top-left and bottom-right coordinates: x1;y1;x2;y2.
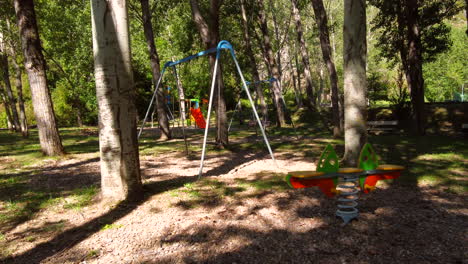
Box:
14;0;64;156
257;0;286;127
291;0;316;108
139;0;171;140
190;0;228;147
311;0;341;136
343;0;367;166
0;32;21;132
239;0;267;120
91;0;142;201
405;0;425;135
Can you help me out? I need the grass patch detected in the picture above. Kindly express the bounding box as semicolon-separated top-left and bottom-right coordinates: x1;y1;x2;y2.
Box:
235;173;289;192
63;185;98;210
43;221;66;233
101;223;123;230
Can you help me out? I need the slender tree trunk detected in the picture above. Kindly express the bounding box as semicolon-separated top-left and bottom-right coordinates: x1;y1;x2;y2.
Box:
9;45;29;137
173;64;186;125
0;32;21;132
91;0;142;201
343;0;367;166
257;0;286;127
294;41;302;102
239;0;267;120
318;66;324;105
288;44;302;108
14;0;64;156
190;0;228;147
311;0;341;136
0;87;14;131
291;0;316;109
140;0;170;140
269;0;283;86
405;0;425;135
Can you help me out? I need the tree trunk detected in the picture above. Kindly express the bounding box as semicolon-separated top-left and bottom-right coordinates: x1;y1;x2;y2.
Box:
172;64;186;125
269;0;283;86
291;0;316;109
294;41;302;104
0;87;14;131
343;0;367;166
190;0;228;147
8;43;28;137
0;32;21;132
288;44;302;108
140;0;171;140
239;0;267;120
405;0;425;135
14;0;64;156
257;0;286;127
91;0;142;201
311;0;341;136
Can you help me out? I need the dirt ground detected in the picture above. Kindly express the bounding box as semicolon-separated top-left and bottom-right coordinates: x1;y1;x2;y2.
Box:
1;143;467;264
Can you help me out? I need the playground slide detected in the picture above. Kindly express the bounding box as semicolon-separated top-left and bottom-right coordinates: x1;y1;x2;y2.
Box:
190;108;206;129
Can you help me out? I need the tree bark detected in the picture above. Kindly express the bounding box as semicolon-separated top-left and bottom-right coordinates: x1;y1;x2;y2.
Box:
343;0;367;166
172;64;186;126
269;0;283;85
91;0;142;201
190;0;228;147
140;0;171;140
0;32;21;132
291;0;316;109
294;40;302;104
0;86;14;131
405;0;425;135
288;44;302;108
14;0;64;156
257;0;286;127
239;0;267;120
7;40;29;137
311;0;341;136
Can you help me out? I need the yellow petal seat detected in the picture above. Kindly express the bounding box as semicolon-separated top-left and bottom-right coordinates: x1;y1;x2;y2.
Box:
376;164;405;171
288;171;325;178
338;167;363;174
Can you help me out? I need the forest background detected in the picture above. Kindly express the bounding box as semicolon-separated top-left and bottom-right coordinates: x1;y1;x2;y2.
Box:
0;0;466;129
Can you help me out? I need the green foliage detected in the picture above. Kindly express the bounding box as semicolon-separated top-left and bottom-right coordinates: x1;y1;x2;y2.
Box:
369;0;462;65
424;25;468;102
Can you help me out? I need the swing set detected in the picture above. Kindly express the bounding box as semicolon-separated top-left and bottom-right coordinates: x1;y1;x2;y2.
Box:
138;40;277;178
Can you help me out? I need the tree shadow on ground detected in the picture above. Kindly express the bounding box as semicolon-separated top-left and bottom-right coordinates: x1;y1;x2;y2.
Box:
134;182;466;263
0;175;197;264
0;157;100;234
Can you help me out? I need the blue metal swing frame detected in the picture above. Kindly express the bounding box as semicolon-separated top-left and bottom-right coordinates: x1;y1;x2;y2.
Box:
138;40;277;179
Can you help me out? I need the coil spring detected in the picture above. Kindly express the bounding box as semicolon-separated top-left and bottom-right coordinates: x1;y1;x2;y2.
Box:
336;174;359;225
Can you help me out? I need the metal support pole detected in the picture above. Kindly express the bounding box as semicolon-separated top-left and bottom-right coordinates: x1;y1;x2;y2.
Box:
228;100;241;132
138;68;166;139
229;49;277;167
198;50;221;179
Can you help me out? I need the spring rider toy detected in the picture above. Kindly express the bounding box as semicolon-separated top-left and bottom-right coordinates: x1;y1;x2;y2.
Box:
285;143;404;224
